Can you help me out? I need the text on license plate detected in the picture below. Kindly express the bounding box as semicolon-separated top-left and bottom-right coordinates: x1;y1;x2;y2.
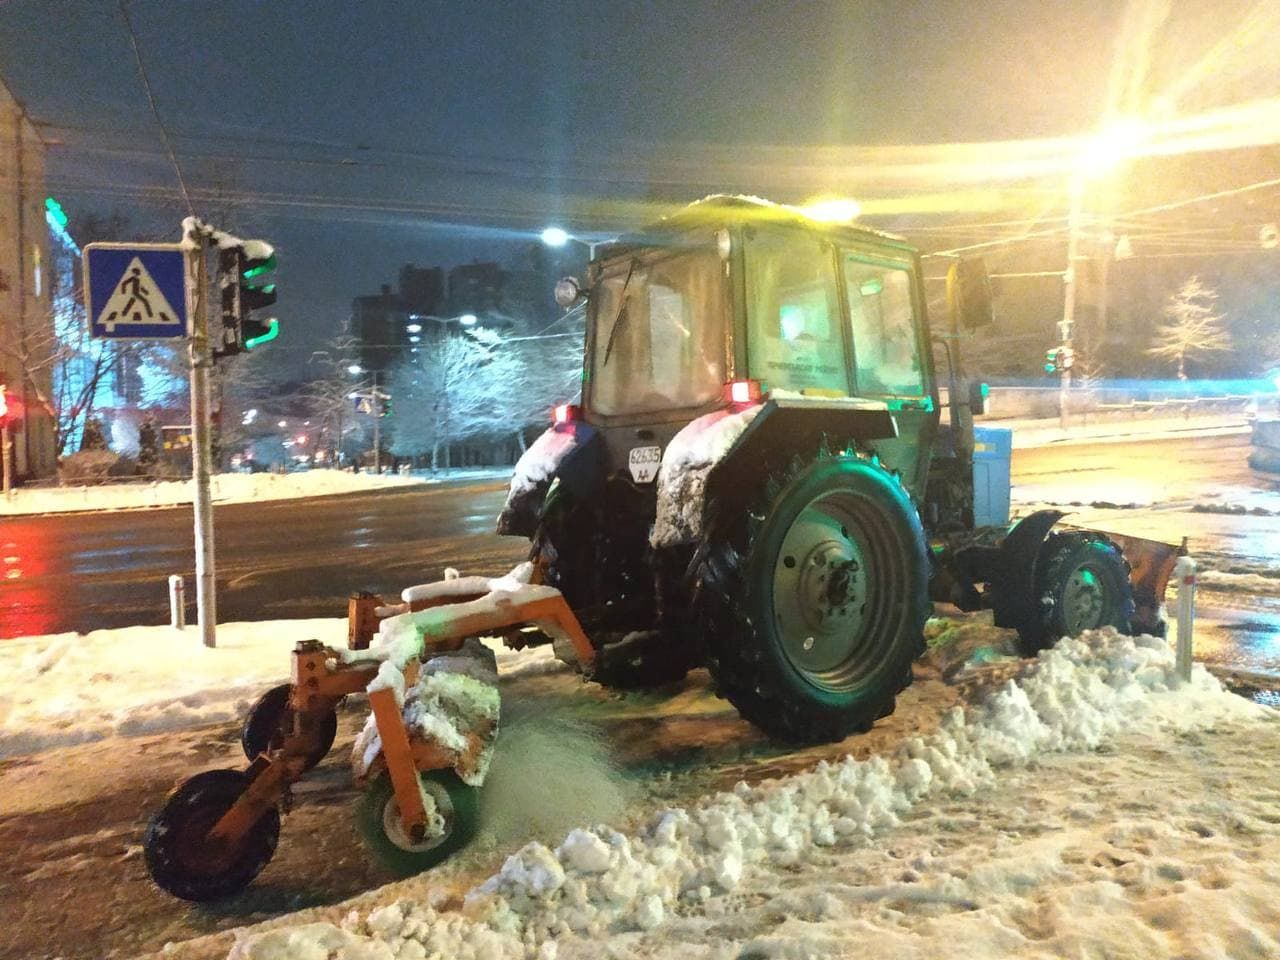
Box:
628;445;662;483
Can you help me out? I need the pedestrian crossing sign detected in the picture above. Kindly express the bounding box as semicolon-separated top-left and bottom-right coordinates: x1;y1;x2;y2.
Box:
84;242;191;339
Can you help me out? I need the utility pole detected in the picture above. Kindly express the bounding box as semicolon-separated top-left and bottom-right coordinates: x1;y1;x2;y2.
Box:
1058;174;1085;429
186;228;218;648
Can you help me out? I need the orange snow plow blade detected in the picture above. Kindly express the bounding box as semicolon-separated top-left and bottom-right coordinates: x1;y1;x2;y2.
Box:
1103;531;1181;636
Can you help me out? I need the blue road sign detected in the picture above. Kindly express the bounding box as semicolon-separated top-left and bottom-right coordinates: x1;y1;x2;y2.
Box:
84;242;190;339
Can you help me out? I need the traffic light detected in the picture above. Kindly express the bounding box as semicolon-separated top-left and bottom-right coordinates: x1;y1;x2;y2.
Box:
1044;346;1075;374
379;395;392;417
218;242;279;354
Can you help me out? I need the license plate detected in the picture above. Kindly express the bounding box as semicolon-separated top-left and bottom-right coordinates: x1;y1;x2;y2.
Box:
628;445;662;483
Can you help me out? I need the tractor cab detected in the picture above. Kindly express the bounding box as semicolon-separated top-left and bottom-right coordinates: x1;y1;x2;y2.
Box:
565;195;944;500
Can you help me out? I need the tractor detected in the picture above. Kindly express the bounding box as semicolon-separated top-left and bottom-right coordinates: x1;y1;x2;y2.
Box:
500;195;1176;743
142;196;1179;903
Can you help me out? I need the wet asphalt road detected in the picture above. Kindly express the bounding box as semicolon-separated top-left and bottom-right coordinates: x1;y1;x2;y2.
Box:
5;433;1279;672
0;479;527;639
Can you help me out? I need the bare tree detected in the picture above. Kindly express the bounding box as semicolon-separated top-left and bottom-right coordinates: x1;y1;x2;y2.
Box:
297;334;362;465
1146;276;1233;380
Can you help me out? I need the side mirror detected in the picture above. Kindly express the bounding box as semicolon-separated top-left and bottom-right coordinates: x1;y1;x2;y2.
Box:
554;276;584;309
946;258;994;330
968;380;989;416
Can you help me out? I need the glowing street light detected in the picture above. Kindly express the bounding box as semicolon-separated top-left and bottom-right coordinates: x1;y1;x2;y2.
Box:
406;322;422;334
800;197;862;223
347;363;363;375
540;226;570;247
459;314;477;326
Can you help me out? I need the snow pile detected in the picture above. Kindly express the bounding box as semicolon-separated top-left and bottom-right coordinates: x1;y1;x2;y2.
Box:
352;640;502;786
505;426;579;503
0;619;557;759
231;628;1269;960
0;469;439;516
650;404;764;547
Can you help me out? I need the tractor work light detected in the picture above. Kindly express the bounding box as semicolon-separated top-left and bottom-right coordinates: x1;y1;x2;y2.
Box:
725;379;763;405
552;403;581;424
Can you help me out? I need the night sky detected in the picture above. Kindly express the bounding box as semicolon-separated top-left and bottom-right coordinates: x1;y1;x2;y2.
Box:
0;0;1273;370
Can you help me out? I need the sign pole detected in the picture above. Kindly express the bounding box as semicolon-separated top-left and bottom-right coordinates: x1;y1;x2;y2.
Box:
187;231;218;647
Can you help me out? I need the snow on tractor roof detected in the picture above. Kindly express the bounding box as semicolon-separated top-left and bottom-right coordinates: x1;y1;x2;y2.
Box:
658;194;912;246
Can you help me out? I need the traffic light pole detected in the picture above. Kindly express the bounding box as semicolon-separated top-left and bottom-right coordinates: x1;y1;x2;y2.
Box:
187;230;218;648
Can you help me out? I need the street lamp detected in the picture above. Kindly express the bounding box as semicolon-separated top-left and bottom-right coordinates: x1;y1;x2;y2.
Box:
539;226;613;259
459;313;477;326
540;226;570;247
347;363;363;375
1057;116;1147;428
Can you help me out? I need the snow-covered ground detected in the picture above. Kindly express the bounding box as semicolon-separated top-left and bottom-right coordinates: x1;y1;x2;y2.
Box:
0;467;512;516
225;629;1276;960
0;618;558;759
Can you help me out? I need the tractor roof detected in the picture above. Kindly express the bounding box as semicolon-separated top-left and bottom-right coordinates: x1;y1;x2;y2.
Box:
599;195;914;262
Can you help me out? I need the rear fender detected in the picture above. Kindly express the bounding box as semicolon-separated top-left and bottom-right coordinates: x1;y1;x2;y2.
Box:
496;423;603;538
651;397;899;549
986;509;1064;631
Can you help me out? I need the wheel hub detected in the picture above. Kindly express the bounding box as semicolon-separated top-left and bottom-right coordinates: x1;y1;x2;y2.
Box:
383;782;451;852
1062;566;1106;635
774;506;869;675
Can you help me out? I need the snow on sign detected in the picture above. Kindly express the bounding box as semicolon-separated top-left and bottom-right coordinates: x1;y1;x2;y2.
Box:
83;242;190;339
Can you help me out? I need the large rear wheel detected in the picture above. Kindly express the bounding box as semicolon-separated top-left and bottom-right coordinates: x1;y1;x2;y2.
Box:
696;450;930;743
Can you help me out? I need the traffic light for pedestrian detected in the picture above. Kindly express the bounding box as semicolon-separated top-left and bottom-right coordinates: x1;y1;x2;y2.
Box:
218;242;279;354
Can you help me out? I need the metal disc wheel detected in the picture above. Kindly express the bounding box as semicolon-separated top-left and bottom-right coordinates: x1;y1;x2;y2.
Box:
697;450;930;743
1018;531;1134;654
355;769;478;876
143;769;280;902
241;683;337;770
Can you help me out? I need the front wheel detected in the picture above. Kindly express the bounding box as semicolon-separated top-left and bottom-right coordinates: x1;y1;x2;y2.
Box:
355;769;478;876
143;769;280;901
241;683;337;770
696;449;930;743
1017;531;1134;654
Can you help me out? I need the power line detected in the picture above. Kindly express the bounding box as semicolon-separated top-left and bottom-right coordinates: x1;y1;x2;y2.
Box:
117;0;193;217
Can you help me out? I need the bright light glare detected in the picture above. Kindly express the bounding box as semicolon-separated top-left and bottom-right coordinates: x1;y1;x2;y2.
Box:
406;323;422;333
541;227;569;247
277;420;287;428
459;314;477;326
801;197;862;222
1078;118;1146;179
347;363;363;374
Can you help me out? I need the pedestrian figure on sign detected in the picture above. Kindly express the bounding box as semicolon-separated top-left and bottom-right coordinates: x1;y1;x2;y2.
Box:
104;266;174;327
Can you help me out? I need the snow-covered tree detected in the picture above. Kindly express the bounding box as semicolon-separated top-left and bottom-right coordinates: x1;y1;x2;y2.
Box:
387;328;522;469
1146;276;1232;380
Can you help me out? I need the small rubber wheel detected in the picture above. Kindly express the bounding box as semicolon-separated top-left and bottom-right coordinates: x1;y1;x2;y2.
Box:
1017;531;1135;654
144;769;280;901
241;683;337;770
355;769;478;876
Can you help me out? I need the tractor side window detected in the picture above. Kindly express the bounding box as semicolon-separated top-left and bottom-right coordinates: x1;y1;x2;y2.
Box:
745;232;848;394
843;257;925;397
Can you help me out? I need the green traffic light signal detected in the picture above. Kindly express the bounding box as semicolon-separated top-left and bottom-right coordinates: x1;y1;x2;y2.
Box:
244;318;279;349
242;253;277;280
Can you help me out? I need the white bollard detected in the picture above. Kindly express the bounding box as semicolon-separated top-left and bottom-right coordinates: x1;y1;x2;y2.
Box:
169;574;186;631
1174;549;1196;683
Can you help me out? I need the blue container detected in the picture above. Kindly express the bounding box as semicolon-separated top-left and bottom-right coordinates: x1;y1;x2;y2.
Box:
972;427;1012;527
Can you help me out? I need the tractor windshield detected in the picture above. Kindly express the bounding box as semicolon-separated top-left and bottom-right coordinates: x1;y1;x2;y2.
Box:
587;243;727;417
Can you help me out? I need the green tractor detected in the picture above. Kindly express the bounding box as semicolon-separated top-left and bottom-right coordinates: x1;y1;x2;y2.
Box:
498;196;1174;743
